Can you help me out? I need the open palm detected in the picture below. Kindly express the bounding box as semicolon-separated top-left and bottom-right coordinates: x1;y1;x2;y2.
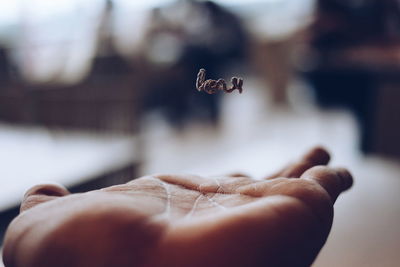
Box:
3;147;352;267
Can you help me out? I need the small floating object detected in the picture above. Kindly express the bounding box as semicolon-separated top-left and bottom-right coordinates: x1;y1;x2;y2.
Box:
196;68;243;94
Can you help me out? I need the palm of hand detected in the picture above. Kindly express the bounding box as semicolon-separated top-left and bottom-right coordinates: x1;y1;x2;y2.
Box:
3;147;352;267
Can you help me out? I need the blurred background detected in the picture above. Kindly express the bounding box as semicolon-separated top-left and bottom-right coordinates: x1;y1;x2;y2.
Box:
0;0;400;266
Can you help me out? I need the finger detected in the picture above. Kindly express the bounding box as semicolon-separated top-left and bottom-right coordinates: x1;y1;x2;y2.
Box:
21;183;70;212
265;146;330;179
24;183;70;198
301;166;353;203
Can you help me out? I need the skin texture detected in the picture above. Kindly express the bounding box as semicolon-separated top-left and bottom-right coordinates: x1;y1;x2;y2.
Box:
2;147;352;267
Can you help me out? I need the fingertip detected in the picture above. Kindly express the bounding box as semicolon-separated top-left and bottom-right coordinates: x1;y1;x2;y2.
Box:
301;166;352;203
264;147;331;180
334;167;353;191
24;183;70;199
303;146;331;165
279;147;330;178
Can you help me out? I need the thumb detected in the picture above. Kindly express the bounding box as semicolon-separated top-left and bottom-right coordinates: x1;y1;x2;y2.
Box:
20;183;70;212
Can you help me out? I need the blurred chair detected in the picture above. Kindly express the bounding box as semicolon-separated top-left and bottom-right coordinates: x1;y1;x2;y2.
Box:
302;0;400;158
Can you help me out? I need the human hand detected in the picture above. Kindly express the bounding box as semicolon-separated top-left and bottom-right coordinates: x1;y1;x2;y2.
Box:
3;147;352;267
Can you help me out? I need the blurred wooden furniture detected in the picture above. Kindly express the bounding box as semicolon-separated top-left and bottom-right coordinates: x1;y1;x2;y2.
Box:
0;67;141;134
339;44;400;158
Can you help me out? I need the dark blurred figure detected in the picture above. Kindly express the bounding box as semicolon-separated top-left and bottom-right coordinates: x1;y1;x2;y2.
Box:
303;0;400;156
138;0;248;127
88;0;132;82
0;47;12;84
0;46;27;124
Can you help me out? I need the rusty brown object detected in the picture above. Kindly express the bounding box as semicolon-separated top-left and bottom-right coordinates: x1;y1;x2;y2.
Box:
196;68;243;94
